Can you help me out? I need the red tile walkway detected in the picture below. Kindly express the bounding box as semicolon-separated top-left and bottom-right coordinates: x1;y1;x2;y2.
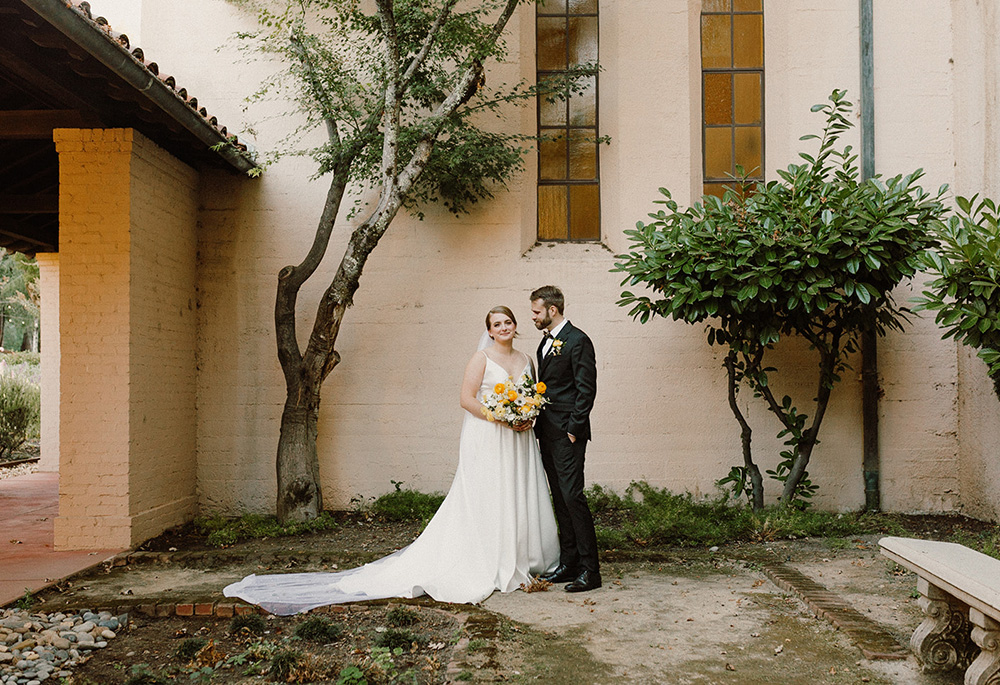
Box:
0;471;122;607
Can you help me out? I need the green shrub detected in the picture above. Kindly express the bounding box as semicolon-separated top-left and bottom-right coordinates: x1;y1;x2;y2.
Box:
370;483;445;522
0;374;39;458
196;511;337;547
587;481;901;548
175;637;208;661
2;351;39;366
229;613;268;637
268;648;302;681
375;627;421;650
294;615;344;642
386;606;419;627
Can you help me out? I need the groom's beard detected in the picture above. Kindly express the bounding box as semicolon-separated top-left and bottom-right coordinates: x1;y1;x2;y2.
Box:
534;315;552;331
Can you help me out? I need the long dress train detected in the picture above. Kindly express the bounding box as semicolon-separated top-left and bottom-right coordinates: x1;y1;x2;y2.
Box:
223;355;559;615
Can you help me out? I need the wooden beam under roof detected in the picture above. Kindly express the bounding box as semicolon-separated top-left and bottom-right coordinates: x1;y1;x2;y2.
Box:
0;195;58;214
0;217;57;252
0;110;89;139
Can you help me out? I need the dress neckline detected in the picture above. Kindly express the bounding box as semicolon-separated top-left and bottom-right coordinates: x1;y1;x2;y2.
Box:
483;351;530;379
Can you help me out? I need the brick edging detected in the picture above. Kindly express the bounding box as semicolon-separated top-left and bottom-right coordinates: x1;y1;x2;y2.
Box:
762;563;909;660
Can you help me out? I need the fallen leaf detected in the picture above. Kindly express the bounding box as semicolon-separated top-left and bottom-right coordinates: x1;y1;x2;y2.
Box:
725;663;736;671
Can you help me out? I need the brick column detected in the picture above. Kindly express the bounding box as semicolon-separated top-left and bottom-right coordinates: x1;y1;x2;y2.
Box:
36;253;59;473
52;129;199;550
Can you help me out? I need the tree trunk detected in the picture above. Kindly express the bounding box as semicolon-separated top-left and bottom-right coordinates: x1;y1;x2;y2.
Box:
780;351;836;503
19;324;31;352
725;352;764;509
276;390;323;522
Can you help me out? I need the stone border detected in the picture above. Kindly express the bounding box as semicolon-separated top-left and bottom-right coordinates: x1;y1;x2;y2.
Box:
762;563;909;660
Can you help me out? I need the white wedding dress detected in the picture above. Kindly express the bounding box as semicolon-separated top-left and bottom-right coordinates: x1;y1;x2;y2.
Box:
223;354;559;615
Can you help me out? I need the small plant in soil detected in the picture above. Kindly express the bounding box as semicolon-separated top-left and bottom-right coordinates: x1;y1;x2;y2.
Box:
229;613;267;637
124;664;168;685
375;627;421;650
175;636;208;661
294;615;344;642
268;647;303;681
386;606;420;627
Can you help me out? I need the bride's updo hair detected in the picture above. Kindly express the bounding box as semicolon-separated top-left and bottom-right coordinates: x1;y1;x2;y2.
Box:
486;305;518;333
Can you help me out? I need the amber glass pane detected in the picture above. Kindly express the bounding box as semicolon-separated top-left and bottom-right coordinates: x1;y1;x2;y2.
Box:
539;186;568;240
568;17;598;65
702;0;730;11
735;126;762;175
704;127;733;179
703;183;728;200
701;15;731;69
568;0;598;12
537;17;567;71
537;0;567;15
540;95;567;126
733;0;762;11
568;75;596;126
569;185;600;240
703;73;732;125
540;134;567;180
733;14;763;68
568;129;597;180
734;72;761;124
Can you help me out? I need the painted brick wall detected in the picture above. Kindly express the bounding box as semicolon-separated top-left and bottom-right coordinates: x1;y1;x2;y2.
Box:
52;128;199;549
127;133;200;542
37;253;59;472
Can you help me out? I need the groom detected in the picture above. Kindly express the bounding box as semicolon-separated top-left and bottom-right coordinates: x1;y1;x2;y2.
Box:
530;285;601;593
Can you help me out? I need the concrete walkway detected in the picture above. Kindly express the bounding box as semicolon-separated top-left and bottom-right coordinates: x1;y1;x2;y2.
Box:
0;471;121;606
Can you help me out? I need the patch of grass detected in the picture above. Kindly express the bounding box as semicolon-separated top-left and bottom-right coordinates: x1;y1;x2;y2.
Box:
370;483;445;522
294;615;344;642
950;528;1000;560
455;670;474;681
229;613;268;637
175;637;208;661
588;481;905;549
386;606;419;627
14;589;35;611
268;648;302;681
124;664;168;685
375;627;421;650
195;511;338;547
466;638;488;653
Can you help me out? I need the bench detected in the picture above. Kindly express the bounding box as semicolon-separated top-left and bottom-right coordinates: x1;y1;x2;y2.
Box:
879;536;1000;685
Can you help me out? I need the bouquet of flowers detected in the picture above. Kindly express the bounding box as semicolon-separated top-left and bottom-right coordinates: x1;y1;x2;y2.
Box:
481;374;548;427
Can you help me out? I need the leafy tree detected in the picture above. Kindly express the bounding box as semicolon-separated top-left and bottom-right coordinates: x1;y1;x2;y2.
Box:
614;90;947;508
229;0;593;521
0;250;39;352
914;195;1000;399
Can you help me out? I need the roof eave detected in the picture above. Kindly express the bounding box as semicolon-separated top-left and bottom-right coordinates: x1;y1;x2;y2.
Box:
21;0;258;175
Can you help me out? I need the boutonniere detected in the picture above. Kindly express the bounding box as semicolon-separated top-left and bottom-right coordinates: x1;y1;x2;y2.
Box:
551;339;564;356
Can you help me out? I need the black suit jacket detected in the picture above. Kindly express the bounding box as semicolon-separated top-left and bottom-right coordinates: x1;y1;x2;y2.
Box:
534;321;597;442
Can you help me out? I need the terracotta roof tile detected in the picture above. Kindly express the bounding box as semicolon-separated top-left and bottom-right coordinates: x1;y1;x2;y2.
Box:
67;0;250;155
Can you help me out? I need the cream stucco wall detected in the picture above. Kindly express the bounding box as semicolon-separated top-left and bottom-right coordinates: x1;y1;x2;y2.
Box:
53;128;199;549
951;0;1000;522
127;0;993;516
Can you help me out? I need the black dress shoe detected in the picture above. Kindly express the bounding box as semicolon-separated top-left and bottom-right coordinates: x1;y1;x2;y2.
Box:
539;564;579;584
565;570;602;593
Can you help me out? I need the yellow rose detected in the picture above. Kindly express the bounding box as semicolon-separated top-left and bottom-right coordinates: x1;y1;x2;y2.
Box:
535;382;546;394
507;390;519;402
494;382;506;395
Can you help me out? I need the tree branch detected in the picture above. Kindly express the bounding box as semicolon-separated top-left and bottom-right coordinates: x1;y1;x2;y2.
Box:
401;0;459;87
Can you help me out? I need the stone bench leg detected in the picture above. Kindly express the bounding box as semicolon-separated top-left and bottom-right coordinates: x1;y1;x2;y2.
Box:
912;578;978;673
966;608;1000;685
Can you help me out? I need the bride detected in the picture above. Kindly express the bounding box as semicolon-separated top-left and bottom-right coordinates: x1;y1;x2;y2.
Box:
224;306;559;614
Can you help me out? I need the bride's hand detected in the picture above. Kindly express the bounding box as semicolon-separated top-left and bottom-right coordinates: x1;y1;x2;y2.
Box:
511;420;533;432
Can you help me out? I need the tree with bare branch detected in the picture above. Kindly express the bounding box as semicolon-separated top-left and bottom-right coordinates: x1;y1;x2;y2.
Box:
230;0;592;522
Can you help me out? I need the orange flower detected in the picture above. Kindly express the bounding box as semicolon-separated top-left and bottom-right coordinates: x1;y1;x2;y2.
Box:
494;382;506;395
535;382;546;394
507;390;519;402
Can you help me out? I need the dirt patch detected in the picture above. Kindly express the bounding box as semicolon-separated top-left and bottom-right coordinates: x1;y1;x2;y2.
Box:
65;601;462;684
22;518;995;684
